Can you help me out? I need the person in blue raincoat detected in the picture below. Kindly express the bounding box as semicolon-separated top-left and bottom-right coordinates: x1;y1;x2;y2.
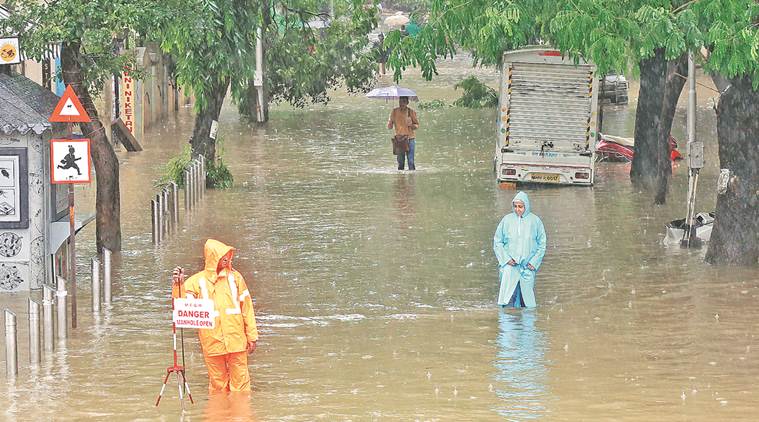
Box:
493;191;547;308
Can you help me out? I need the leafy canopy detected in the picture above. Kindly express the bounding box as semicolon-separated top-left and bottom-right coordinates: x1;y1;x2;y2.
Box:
385;0;759;85
1;0;164;95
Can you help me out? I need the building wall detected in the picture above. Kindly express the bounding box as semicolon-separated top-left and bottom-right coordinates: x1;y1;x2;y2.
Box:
0;131;49;291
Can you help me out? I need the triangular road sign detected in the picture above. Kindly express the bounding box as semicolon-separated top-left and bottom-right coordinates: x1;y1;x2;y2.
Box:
49;85;91;123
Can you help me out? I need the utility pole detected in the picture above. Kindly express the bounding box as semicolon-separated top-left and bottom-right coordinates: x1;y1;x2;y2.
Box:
681;52;704;248
254;27;265;123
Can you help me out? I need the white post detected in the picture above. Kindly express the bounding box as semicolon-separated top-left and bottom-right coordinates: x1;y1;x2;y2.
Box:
151;199;157;244
103;248;112;306
157;194;163;240
42;285;54;352
56;276;67;340
172;182;179;225
164;188;172;232
91;257;101;312
184;170;190;210
5;310;17;376
28;299;41;365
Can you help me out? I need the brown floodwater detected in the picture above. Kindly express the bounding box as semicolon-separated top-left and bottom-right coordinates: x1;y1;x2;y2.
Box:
1;55;758;421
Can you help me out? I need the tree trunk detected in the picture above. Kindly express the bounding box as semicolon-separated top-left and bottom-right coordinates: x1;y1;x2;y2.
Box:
653;53;688;204
705;75;759;265
61;42;122;252
190;77;229;161
631;49;668;191
631;50;688;204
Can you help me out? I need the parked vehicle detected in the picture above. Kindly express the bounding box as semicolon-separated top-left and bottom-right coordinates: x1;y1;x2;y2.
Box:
596;133;682;162
599;72;629;105
495;47;598;186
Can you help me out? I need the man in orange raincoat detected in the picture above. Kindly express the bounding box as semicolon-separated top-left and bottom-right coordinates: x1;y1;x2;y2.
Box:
184;239;258;393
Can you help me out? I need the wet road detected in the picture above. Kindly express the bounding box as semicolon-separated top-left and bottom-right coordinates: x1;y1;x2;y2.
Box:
1;57;759;421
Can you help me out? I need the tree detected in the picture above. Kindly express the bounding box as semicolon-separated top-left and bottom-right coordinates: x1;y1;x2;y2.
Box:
697;0;759;265
237;0;378;122
160;0;259;162
2;0;161;252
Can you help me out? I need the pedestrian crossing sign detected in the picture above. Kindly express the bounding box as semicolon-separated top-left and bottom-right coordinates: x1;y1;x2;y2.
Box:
50;138;91;184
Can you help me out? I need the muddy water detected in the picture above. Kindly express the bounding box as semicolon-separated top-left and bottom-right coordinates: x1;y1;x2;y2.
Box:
1;57;758;421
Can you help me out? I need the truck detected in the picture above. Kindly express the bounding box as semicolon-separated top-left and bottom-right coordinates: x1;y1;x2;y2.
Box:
495;47;599;186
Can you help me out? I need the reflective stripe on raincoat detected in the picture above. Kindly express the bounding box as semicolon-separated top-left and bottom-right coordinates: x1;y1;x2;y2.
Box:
184;239;258;357
493;191;547;307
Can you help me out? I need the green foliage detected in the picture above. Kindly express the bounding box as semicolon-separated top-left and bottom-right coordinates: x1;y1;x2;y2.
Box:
1;0;161;97
453;76;498;108
384;0;545;81
385;0;759;89
417;99;447;110
158;0;259;113
244;0;379;110
158;145;192;188
205;158;234;190
157;145;232;189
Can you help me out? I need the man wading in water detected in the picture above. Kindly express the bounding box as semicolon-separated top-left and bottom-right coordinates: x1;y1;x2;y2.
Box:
184;239;258;393
387;96;420;170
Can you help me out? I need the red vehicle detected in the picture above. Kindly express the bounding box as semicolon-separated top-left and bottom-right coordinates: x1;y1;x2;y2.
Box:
596;133;682;162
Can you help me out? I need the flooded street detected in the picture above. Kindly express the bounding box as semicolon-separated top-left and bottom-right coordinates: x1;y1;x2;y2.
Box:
2;57;759;421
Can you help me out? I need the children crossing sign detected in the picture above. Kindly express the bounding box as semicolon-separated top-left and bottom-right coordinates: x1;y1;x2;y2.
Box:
50;138;91;184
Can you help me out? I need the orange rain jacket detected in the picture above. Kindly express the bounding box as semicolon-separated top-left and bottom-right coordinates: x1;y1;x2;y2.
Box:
184;239;258;357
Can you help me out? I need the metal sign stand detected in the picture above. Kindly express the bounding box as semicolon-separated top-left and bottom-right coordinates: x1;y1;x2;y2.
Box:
66;124;78;328
49;84;92;328
155;267;194;409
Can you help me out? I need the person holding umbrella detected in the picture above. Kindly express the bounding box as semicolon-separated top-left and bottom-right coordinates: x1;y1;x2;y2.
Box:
387;95;420;170
365;86;421;170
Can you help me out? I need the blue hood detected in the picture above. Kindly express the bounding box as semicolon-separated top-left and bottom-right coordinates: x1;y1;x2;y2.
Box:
511;191;531;217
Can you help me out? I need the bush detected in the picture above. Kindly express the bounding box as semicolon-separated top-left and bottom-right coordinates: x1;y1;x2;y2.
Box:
453;76;498;108
158;145;192;188
206;159;233;189
417;99;447;110
158;141;233;190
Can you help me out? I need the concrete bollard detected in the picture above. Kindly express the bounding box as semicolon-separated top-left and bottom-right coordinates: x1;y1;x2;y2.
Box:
103;248;112;306
91;257;101;312
164;188;171;232
184;170;190;211
172;182;179;225
157;193;164;243
42;285;54;352
5;309;17;376
193;161;200;206
56;276;68;340
29;299;41;365
190;160;198;208
198;156;204;197
151;199;157;244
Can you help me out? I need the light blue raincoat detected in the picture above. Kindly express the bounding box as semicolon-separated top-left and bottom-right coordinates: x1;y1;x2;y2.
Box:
493;191;547;307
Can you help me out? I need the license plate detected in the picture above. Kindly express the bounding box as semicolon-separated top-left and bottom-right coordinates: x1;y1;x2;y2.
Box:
530;172;561;183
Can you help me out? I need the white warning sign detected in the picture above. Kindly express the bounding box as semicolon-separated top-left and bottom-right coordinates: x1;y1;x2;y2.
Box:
173;298;216;329
50;138;91;184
